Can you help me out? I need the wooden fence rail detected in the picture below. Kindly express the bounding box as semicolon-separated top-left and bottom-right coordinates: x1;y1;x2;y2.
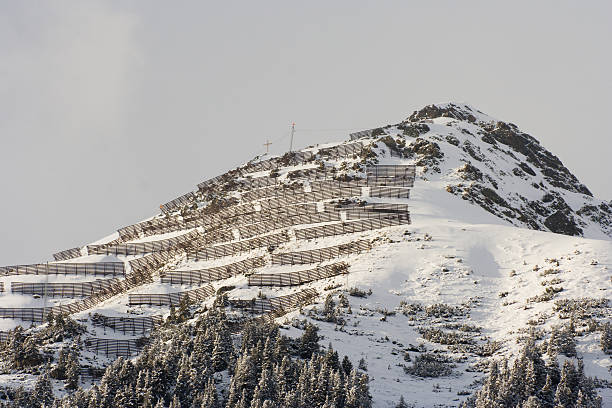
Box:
91;313;163;334
11;279;120;298
161;257;266;285
237;212;341;240
128;284;215;306
295;215;410;240
118;217;201;241
87;230;200;256
85;337;149;357
258;187;364;210
52;247;82;261
271;240;370;265
0;262;125;277
318;141;363;158
247;262;349;287
0;250;183;322
229;288;318;315
187;232;289;261
369;186;411;199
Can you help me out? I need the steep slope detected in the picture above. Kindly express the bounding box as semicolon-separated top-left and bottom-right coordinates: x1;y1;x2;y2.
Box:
365;102;612;239
0;104;610;408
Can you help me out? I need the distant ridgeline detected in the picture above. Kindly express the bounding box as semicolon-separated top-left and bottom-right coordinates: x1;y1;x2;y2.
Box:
0;137;415;390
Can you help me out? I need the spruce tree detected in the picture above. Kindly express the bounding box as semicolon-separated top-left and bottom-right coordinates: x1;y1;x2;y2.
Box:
601;323;612;354
31;370;55;408
299;323;320;359
341;355;353;377
64;350;80;391
212;331;233;372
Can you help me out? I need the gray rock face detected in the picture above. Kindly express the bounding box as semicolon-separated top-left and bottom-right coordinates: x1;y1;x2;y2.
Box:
380;103;612;238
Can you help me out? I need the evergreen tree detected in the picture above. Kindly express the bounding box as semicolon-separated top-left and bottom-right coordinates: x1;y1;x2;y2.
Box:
299;323;320;359
64;350;80;391
200;378;220;408
600;323;612;354
31;370;55;408
522;396;543;408
396;395;409;408
212;332;231;372
341;355;353;377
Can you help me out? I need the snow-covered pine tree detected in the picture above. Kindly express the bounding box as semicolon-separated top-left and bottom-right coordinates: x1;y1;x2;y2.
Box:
396;395;409;408
31;369;55;408
298;323;320;359
600;322;612;354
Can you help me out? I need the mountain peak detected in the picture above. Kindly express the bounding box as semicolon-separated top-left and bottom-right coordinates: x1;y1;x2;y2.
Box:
361;106;612;239
407;102;493;124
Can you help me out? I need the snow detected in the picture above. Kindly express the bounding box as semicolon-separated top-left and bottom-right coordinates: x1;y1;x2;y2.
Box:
1;103;610;406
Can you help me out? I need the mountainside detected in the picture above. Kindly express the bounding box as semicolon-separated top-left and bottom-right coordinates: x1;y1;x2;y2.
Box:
373;102;612;239
0;103;610;408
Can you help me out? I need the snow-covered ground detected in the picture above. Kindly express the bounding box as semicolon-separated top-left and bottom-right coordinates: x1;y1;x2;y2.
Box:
1;102;610;406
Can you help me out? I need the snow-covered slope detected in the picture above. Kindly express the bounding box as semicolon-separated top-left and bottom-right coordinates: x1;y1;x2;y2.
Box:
372;102;612;239
0;103;610;407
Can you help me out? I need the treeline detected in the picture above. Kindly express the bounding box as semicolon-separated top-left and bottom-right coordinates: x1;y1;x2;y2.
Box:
461;337;602;408
0;304;371;408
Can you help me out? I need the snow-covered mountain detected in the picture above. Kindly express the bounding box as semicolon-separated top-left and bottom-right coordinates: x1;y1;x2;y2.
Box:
0;103;610;407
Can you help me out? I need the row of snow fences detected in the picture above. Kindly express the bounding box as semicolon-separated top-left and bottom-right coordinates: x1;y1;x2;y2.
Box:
0;262;125;277
160;191;196;214
118;218;202;241
87;230;201;256
325;202;410;213
229;288;318;314
10;279;120;298
0;308;48;322
258;187;364;210
11;279;118;298
240;151;317;174
349;129;376;140
117;164;413;240
128;248;183;275
325;202;411;220
271;240;370;265
247;262;349;287
366;164;415;178
161;256;266;286
318;141;364;158
294;215;411;240
91;314;163;334
0;254;179;322
52;247;82;261
237;212;341;240
128;284;215;306
85;337;150;357
0;282;3;293
118;198;315;243
369;186;411;199
187;231;289;261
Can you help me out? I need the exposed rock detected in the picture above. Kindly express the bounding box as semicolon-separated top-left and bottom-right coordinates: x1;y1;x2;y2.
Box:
544;211;583;236
457;164;483;181
408;103;477;123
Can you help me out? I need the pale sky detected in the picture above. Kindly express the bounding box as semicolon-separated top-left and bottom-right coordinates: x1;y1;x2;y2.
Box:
1;1;611;265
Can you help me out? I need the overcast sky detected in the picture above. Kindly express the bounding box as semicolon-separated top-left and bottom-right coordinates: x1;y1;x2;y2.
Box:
1;1;611;265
